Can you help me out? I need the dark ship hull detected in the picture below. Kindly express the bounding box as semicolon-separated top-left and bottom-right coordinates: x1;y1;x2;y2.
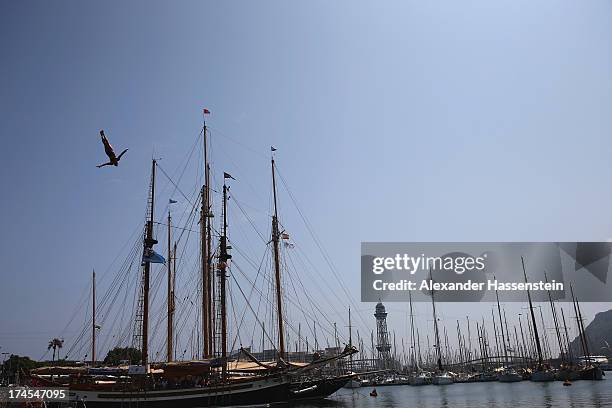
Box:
69;376;289;408
579;366;604;380
289;375;351;401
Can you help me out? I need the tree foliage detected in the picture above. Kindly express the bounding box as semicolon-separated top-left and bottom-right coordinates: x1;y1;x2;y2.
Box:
47;338;64;362
103;347;142;366
1;355;39;383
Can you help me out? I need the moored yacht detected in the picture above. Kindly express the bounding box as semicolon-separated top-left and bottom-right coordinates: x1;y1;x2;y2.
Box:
498;368;522;383
530;369;555;382
432;372;453;385
409;372;430;385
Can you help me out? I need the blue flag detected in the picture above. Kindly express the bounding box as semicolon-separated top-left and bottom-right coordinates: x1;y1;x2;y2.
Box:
142;248;166;265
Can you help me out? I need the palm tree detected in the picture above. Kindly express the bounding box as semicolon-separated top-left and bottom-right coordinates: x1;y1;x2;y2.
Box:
47;338;64;363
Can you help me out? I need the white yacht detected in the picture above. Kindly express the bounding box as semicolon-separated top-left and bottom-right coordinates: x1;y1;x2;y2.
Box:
432;372;453;385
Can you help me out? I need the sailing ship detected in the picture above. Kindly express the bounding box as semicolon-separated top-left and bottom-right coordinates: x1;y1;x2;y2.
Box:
493;275;523;383
429;270;454;385
521;257;555;382
497;368;522;383
342;307;364;389
406;292;430;385
29;118;358;406
570;285;604;381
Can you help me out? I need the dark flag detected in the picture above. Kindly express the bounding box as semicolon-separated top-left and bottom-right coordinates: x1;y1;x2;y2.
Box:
271;146;277;152
142;248;166;265
169;199;178;204
203;108;211;115
223;172;236;180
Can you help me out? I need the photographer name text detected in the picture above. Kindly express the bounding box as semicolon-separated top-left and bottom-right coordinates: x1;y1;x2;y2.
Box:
372;279;563;292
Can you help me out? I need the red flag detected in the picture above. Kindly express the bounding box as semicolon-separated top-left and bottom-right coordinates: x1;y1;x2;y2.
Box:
203;108;211;115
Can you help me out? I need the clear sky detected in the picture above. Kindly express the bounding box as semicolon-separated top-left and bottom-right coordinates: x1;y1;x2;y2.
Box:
1;1;612;360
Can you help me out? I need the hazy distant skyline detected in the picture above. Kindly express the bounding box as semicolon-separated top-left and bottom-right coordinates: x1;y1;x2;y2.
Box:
1;1;612;360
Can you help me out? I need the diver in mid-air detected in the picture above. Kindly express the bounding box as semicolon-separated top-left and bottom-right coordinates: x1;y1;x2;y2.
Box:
97;130;128;168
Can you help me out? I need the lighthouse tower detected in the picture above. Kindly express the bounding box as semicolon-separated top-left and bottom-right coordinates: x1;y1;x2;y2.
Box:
374;301;392;369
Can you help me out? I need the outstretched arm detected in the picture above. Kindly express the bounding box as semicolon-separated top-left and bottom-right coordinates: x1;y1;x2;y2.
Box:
96;162;112;168
117;148;129;161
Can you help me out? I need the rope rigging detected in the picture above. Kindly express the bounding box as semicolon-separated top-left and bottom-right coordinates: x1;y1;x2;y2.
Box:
57;121;375;367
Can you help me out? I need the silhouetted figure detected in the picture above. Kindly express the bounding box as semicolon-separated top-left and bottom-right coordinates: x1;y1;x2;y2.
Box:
97;130;128;168
370;389;377;397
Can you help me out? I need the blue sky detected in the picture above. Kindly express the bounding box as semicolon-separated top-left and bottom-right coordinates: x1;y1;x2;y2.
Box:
1;1;612;360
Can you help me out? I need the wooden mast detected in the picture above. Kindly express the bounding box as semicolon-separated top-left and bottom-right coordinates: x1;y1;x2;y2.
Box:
207;169;214;358
521;256;543;369
271;157;286;361
173;242;177;359
219;182;231;379
201;120;212;359
92;269;96;367
142;159;157;367
167;211;173;362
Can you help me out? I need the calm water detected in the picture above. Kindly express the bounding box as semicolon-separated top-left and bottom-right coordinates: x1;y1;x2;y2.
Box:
290;378;612;408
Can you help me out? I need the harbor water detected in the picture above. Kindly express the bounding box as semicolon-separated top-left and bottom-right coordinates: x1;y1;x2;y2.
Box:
290;378;611;408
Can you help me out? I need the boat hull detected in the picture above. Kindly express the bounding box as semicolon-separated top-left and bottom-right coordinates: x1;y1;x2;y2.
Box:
472;374;498;382
556;369;580;381
409;376;428;386
432;375;453;385
579;366;604;381
290;376;351;400
498;372;522;383
69;377;289;408
530;370;555;382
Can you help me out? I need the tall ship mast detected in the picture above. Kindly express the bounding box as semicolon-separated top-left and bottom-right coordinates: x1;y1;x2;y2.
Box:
219;180;230;379
166;210;174;362
201;118;214;360
141;158;157;368
270;155;286;362
92;269;96;367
